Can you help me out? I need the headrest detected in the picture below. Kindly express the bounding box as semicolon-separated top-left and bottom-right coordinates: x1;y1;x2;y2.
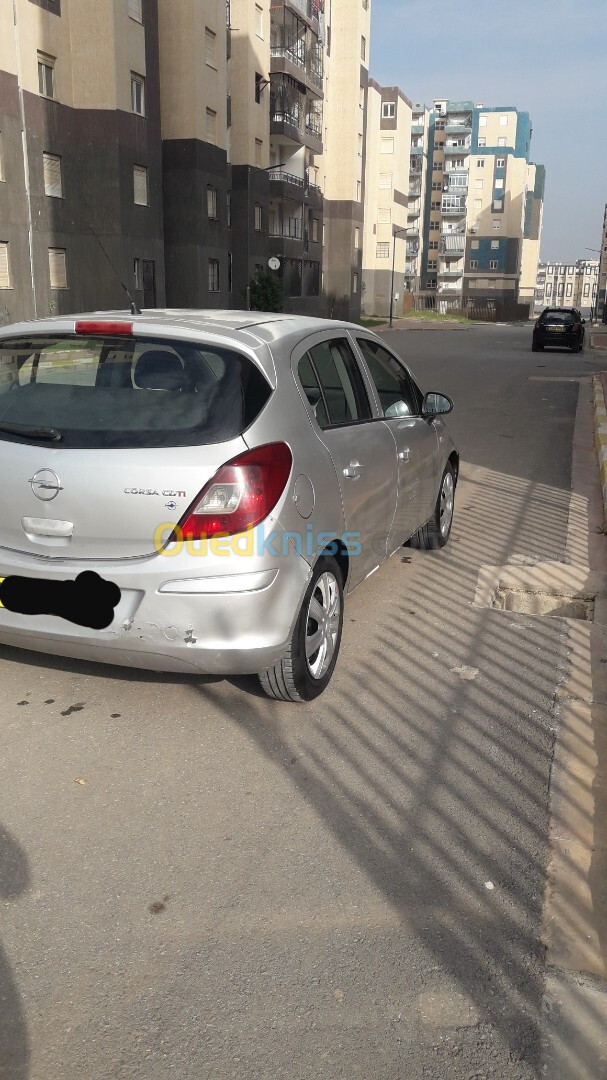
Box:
133;351;185;391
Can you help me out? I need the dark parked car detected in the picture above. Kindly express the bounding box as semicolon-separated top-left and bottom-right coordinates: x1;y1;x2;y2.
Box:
532;307;585;352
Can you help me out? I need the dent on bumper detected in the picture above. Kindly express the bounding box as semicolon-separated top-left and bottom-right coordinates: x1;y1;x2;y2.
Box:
0;563;312;675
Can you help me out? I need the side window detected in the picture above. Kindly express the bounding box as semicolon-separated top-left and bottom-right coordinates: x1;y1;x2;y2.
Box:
298;353;329;428
356;338;420;418
305;338;372;428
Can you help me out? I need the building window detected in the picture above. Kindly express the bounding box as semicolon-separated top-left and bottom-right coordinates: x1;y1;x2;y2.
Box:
427;260;437;271
255;3;263;37
376;242;390;259
431;182;442;191
131;72;145;115
356;179;361;201
354;226;359;248
361;35;366;60
475;179;484;190
493;200;503;211
255;72;263;104
546;283;552;296
0;242;10;289
473;199;482;210
499;114;509;125
478;136;486;147
491;240;499;250
433;161;443;171
477;159;485;168
470;260;478;269
382;102;395;119
226;191;231;227
43;152;63;198
426;278;436;289
489;260;498;269
255;138;263;167
228;252;233;292
557;283;564;297
254;203;262;230
38;53;55;99
496;157;505;168
207;186;218;219
428;240;438;250
497;137;507;147
493;219;501;230
379;172;392;189
49;247;67;289
431;200;440;210
547;265;553;273
134;258;143;290
380;138;394;154
435;120;445;131
495;178;504;190
584;283;590;297
566;282;572;297
206;107;217;144
471;240;479;250
208;258;220;293
429;221;439;232
205;28;217;67
378;207;391;223
358;133;363;156
479;115;487;127
133;164;148;205
353;272;358;294
128;0;143;22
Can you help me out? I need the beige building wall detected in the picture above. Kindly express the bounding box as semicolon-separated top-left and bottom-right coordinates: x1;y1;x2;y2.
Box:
230;0;269;167
159;0;227;147
322;0;372;319
362;81;412;316
598;205;607;322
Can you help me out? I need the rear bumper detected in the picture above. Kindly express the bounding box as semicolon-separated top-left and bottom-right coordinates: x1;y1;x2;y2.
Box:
0;548;312;675
533;331;581;347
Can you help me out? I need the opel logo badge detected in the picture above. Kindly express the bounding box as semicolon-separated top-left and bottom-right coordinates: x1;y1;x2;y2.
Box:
29;469;63;501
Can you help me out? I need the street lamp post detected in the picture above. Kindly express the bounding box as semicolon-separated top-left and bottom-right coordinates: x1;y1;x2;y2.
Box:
389;227;413;328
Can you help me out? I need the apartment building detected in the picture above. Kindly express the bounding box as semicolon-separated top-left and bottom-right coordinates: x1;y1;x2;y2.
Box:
414;100;544;313
597;204;607;323
321;0;371;320
0;0;165;324
361;81;412;317
534;259;599;319
1;0;361;322
405;103;430;291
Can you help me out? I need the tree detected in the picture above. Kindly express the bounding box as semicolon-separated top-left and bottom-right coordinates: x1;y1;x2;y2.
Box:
248;269;283;313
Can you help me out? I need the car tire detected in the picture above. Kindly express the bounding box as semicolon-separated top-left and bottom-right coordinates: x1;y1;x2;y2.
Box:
532;341;543;351
258;555;344;702
409;462;456;551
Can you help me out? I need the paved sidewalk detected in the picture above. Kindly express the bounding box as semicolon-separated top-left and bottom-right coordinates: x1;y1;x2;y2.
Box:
591;325;607;350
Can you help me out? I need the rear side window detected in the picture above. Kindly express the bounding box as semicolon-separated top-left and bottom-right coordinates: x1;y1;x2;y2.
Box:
302;338;371;429
0;336;271;449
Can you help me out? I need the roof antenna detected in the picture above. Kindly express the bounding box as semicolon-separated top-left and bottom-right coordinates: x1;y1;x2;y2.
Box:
88;225;142;315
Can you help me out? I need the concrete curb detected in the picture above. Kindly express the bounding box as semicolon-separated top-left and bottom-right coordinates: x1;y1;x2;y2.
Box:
592;376;607;529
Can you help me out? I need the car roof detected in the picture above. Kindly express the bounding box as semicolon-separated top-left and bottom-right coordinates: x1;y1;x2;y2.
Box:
542;306;578;314
0;309;366;350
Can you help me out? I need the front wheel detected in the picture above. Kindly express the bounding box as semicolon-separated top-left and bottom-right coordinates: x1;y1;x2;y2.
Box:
258;556;344;702
409;463;456;551
532;340;543;352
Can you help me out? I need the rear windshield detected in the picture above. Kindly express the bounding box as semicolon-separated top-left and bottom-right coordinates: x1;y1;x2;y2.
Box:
0;336;272;449
541;310;575;324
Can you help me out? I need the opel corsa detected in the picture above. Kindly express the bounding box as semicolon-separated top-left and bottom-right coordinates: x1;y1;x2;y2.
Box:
0;311;458;701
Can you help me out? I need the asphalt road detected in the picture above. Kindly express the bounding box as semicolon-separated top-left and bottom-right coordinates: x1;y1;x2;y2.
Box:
1;324;605;1080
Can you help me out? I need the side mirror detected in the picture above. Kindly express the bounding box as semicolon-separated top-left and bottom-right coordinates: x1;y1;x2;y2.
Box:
422;391;453;418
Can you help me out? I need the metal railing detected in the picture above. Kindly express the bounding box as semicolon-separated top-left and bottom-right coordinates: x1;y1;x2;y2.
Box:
271;109;303;130
271;44;306;70
268;169;305;186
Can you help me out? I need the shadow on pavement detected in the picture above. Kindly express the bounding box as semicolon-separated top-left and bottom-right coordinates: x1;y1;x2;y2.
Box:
0;826;30;1080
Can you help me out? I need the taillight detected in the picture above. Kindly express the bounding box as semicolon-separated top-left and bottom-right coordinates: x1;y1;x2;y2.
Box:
177;442;293;540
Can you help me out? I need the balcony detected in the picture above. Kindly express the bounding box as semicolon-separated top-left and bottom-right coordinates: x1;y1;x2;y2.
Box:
441;199;467;215
445;121;472;135
410;145;424;155
444;141;471;155
408;182;422;197
440;236;466;255
438;265;464;277
270;218;303;240
411;124;424;135
282;0;320;33
270;74;304;144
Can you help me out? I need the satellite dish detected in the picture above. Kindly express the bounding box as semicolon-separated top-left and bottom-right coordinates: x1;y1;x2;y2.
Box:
268;257;281;270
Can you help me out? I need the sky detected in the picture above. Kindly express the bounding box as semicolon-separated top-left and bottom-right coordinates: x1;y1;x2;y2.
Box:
369;0;607;264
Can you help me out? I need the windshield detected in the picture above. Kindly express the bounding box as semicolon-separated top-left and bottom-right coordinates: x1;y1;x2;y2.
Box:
0;335;272;449
541;310;575;325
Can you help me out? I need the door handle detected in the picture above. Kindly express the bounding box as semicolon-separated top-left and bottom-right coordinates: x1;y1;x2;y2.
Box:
399;449;411;462
343;461;364;478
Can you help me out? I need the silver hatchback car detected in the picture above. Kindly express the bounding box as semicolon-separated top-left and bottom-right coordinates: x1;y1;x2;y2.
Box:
0;311;458;701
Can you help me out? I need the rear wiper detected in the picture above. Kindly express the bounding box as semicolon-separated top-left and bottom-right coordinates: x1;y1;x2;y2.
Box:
0;421;63;441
